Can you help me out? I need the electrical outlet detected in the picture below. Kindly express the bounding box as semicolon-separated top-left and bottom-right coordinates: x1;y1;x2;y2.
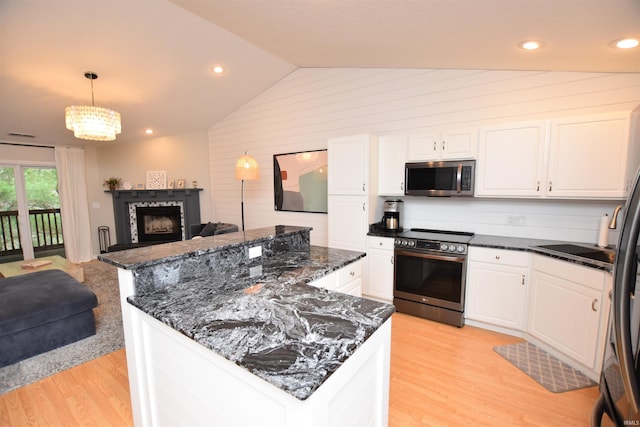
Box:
249;265;262;277
507;215;526;226
249;245;262;259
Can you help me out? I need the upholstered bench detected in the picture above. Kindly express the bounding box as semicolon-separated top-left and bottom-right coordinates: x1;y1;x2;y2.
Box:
0;269;98;367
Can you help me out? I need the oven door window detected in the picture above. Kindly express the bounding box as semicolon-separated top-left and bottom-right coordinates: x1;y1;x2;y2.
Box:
395;250;464;305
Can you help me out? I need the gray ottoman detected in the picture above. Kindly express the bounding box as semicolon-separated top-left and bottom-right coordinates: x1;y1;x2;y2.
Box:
0;269;98;367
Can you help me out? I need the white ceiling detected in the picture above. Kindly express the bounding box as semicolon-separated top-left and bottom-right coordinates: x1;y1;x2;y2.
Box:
1;0;639;148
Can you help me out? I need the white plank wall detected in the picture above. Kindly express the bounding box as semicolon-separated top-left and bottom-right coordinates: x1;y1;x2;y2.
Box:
208;68;640;246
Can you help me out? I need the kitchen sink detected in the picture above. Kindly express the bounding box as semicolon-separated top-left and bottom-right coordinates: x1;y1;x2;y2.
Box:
536;244;616;264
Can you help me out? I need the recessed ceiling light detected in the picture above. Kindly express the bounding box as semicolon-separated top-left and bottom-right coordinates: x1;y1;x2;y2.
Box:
614;38;639;49
144;128;154;135
518;40;544;50
212;66;225;74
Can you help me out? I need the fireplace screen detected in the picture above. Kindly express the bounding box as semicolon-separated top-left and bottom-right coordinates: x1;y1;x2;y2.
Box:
136;206;182;242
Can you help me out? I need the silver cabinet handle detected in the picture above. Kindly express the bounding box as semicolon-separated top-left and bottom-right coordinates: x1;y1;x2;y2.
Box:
521;274;525;285
433;141;437;151
592;298;598;312
391;257;394;265
442;140;446;151
362;183;366;192
400;182;404;191
362;203;366;211
536;181;540;192
549;181;553;192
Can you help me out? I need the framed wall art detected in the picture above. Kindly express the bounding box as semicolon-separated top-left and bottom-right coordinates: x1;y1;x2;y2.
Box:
146;171;167;189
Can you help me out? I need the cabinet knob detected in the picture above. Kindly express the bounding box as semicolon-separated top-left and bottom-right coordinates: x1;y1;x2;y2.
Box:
350;271;355;276
592;298;598;312
495;255;500;260
379;242;383;246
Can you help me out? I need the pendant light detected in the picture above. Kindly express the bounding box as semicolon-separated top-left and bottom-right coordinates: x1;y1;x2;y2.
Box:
65;72;121;141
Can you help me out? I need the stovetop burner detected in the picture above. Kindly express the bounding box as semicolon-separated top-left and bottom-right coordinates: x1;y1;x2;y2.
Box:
400;228;475;244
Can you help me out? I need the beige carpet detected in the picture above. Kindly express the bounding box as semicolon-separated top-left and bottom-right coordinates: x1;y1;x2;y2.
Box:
0;260;124;395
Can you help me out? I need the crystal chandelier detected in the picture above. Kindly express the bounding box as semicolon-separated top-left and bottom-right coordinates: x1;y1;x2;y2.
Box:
65;72;121;141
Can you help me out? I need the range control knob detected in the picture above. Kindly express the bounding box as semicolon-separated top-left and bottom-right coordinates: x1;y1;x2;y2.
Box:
408;240;415;247
441;243;449;251
457;245;465;253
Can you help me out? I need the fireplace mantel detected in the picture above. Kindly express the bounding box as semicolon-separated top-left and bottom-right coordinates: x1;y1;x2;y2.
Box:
108;189;202;245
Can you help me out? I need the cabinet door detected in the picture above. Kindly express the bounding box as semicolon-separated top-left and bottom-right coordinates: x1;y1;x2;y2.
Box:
528;268;602;368
366;247;394;302
441;128;477;159
547;114;629;198
476;121;547;197
328;195;368;251
407;131;441;161
466;261;527;330
328;134;371;195
378;136;407;196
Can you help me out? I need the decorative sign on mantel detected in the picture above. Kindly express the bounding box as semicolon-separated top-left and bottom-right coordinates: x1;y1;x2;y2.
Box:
146;171;167;189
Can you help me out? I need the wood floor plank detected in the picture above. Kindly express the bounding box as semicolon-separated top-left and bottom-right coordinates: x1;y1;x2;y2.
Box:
0;313;599;426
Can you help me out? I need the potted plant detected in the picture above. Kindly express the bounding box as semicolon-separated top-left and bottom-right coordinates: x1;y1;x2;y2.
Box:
103;177;121;191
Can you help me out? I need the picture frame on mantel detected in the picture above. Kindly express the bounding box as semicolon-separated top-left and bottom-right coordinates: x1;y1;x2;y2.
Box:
168;180;175;189
135;183;145;190
176;179;186;189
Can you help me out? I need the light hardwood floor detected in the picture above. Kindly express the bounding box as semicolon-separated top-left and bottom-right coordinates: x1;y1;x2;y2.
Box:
0;312;599;426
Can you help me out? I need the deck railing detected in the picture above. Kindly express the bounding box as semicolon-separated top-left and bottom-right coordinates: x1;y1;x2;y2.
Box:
0;208;64;256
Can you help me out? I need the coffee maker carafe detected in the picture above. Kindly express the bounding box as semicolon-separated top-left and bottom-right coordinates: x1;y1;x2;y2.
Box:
382;199;403;232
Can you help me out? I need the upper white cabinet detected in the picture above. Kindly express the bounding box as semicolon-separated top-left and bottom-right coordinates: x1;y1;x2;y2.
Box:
476;121;547;197
546;114;631;199
378;135;408;196
407;128;477;161
328;134;376;195
476;113;634;199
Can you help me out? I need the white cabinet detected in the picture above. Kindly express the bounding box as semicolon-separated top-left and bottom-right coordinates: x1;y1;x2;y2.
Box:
476;121;547;197
310;260;363;297
328;134;376;195
328;134;378;252
365;236;394;302
527;255;610;373
476;113;634;199
378;135;407;196
546;113;630;198
466;247;529;331
407;128;477;161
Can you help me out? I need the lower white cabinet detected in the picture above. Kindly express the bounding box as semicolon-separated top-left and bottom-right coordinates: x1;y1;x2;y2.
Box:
465;247;529;331
527;255;611;374
365;236;394;303
310;259;363;297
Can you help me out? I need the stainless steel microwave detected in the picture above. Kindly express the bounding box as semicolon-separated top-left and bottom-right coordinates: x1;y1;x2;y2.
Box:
404;160;475;196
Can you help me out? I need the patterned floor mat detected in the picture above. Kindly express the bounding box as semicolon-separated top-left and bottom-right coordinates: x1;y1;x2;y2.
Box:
494;341;597;393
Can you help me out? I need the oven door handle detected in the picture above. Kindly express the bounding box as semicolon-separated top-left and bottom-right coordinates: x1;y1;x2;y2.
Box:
395;249;465;263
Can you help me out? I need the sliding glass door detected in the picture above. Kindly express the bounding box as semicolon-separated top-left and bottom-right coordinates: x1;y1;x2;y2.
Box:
0;165;62;262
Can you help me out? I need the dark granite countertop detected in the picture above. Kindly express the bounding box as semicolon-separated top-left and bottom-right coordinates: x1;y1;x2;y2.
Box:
99;225;311;270
367;228;614;271
126;245;395;401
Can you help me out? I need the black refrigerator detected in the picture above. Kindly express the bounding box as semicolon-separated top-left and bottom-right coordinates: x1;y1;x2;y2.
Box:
592;169;640;426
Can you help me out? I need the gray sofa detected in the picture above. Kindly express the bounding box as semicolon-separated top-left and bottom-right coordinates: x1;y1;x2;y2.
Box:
0;269;98;367
189;222;239;239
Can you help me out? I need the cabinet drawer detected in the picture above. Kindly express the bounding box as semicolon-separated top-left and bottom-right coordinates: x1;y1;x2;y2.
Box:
368;236;394;250
338;260;362;285
533;254;605;292
469;247;529;267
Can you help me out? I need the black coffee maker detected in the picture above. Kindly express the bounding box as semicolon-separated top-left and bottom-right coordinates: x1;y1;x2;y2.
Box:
382;199;403;232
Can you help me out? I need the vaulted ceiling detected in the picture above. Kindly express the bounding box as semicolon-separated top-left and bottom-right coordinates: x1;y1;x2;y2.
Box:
1;0;638;147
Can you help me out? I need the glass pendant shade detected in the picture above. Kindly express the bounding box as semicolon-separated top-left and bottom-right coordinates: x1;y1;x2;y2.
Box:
235;154;259;180
65;105;121;141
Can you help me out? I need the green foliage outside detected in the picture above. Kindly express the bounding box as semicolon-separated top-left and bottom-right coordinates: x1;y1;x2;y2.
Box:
0;167;59;211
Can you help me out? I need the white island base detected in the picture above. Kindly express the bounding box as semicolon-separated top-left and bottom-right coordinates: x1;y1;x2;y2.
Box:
129;307;391;427
119;269;392;427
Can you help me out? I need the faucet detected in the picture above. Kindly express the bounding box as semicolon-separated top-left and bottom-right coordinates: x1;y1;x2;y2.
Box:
609;205;623;229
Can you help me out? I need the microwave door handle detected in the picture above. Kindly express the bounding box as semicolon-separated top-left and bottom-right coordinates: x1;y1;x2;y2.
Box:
456;163;462;193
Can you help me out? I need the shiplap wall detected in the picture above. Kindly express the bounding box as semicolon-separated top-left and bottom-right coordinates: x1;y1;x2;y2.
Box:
208;68;640;246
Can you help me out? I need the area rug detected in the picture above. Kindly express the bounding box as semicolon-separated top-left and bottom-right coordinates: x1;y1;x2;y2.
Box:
494;341;597;393
0;260;124;395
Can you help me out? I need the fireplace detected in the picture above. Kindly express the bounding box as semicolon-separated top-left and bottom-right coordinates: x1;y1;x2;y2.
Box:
136;206;182;243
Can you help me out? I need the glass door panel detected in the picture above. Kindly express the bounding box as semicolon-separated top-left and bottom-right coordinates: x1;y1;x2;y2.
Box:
0;166;22;261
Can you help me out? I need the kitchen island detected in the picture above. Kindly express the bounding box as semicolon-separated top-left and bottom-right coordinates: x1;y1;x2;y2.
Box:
99;225;395;427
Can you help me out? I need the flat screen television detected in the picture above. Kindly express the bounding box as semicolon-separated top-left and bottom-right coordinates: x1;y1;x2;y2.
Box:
273;149;328;213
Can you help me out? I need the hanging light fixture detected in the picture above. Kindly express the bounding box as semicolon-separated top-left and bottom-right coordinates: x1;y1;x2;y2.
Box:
235;151;259;231
65;71;121;141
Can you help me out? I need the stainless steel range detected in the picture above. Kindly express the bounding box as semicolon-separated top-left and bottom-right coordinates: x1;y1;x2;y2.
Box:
393;229;474;327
